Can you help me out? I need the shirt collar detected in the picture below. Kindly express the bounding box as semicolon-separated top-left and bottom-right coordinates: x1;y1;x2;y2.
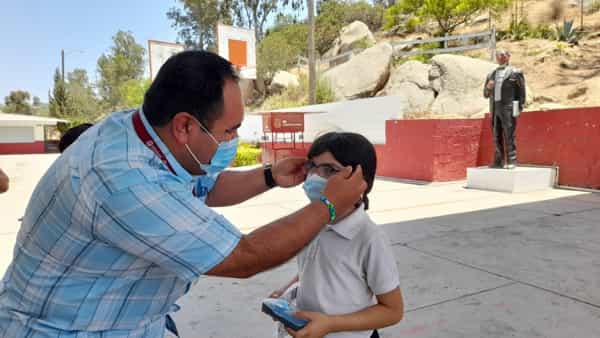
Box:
137;107;193;182
327;204;366;240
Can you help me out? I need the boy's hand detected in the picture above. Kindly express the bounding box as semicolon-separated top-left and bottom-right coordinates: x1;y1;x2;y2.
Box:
286;311;332;338
268;287;286;299
322;165;367;218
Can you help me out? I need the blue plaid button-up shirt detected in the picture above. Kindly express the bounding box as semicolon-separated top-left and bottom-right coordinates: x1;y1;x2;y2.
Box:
0;109;242;337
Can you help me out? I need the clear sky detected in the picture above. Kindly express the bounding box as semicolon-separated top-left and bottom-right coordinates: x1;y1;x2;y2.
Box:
0;0;183;103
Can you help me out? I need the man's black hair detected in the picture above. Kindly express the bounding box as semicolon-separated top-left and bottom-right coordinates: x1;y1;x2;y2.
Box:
142;50;239;128
58;123;93;153
308;132;377;210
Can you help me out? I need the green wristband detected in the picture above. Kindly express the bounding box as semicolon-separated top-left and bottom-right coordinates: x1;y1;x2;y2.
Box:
319;196;336;223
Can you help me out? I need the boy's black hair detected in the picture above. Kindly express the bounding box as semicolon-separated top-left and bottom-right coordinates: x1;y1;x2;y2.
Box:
142;50;239;128
307;132;377;210
58;123;93;153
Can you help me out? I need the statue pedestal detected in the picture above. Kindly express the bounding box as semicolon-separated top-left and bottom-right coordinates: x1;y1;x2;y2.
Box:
466;166;557;193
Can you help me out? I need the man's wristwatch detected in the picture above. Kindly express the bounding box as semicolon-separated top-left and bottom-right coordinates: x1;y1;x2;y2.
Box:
264;164;277;189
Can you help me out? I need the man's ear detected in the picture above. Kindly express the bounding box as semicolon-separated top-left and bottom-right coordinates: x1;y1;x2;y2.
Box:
170;112;194;145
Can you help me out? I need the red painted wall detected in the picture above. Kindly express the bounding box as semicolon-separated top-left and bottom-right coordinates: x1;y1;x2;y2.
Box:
379;119;482;181
0;141;46;155
260;107;600;188
478;107;600;189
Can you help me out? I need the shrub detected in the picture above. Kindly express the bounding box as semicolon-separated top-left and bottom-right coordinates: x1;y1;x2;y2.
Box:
233;142;262;167
261;74;336;110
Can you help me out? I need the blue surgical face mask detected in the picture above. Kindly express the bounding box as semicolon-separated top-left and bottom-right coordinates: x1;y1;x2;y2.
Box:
185;118;239;178
302;174;328;201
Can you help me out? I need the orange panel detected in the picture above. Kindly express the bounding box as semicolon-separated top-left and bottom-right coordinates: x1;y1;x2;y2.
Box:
228;39;247;67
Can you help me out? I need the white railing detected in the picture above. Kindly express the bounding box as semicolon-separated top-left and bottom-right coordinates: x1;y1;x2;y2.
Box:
294;28;497;71
392;28;497;60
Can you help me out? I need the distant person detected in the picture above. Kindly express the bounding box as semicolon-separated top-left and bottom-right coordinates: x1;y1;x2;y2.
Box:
483;49;526;169
0;168;8;193
58;123;93;152
270;132;404;338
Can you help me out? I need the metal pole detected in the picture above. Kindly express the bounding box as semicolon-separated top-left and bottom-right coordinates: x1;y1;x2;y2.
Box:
581;0;584;30
61;49;65;83
308;0;316;105
491;26;496;61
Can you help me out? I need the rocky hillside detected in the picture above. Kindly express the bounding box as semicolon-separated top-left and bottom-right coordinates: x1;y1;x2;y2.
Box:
255;0;600;117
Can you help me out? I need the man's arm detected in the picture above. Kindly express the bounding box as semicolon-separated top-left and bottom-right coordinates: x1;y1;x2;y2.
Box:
206;158;306;207
207;166;366;278
0;168;9;193
483;74;494;99
205;166;270;207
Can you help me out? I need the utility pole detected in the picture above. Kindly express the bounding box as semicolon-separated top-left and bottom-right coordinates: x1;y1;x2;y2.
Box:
581;0;584;31
61;49;65;83
308;0;316;105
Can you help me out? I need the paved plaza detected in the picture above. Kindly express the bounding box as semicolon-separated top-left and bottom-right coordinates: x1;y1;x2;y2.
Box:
1;155;599;337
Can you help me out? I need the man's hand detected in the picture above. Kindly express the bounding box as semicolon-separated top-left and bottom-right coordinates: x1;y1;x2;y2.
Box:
322;165;367;218
286;311;332;338
272;157;308;188
486;80;495;90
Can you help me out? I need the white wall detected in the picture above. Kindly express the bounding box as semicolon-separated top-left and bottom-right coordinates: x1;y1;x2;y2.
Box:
0;126;35;143
249;96;408;145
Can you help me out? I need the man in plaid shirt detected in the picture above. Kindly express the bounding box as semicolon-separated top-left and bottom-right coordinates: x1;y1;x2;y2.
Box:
0;51;366;337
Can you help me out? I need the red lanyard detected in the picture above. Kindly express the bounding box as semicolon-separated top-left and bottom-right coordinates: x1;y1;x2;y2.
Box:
132;111;177;175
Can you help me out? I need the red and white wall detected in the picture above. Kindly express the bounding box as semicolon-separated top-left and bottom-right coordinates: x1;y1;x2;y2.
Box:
0;113;64;155
260;107;600;190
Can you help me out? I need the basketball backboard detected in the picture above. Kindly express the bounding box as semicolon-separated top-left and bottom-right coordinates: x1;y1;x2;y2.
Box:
148;40;185;81
217;23;256;79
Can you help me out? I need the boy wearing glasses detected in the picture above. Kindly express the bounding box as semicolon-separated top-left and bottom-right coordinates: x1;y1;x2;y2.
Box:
270;132;404;338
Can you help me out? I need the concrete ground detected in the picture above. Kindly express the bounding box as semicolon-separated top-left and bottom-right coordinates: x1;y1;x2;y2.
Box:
1;154;599;337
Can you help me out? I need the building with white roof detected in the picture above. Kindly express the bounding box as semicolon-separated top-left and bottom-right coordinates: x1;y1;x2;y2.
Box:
0;111;66;154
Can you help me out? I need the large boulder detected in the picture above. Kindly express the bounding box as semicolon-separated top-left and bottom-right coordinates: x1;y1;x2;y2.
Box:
388;60;432;89
324;42;393;100
379;82;435;113
378;61;435;113
239;78;255;104
324;21;376;58
428;54;497;117
269;70;300;92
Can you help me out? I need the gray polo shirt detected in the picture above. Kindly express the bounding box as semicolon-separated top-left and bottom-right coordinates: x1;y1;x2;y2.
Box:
296;206;400;338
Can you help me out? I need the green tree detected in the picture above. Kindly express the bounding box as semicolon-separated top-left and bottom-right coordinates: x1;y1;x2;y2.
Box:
119;78;151;108
32;96;41;106
3;90;32;114
67;68;102;120
257;33;299;81
49;68;76;119
232;0;303;42
168;0;302;48
167;0;235;49
389;0;511;36
97;31;145;111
